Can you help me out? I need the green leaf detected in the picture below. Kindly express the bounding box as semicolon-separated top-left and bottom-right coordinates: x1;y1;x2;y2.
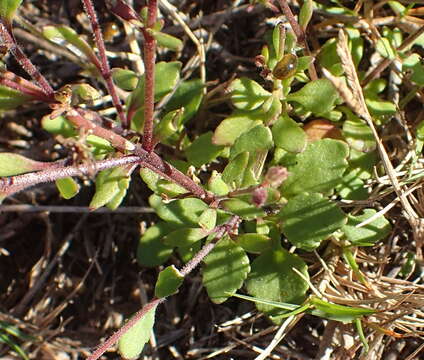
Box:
151;30;183;52
222;151;249;189
186;132;224;167
365;94;396;117
55;177;80;199
336;170;368;200
310;297;374;323
198;208;217;230
41;115;76;137
155;265;184;298
42;25;98;63
221;198;266;220
137;221;175;267
202;236;250;304
154;109;184;143
112;68;139;91
150;195;208;226
165;79;204;124
281;139;349;196
245;248;309;323
286;79;338;116
118;305;157;359
0;85;31;110
128;61;181;113
230;78;271;110
272;114;307;153
230;124;273;160
208;171;229;196
279;192;347;251
162;227;208;247
89;166;130;211
376;38;396;60
342;209;391;246
0;153;47;176
299;0;314;29
236;233;271;254
342;117;376;152
403;53;424;86
212;110;263;146
0;0;22;23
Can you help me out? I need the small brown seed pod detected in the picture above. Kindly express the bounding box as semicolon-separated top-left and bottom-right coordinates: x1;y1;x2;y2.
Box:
272;53;298;80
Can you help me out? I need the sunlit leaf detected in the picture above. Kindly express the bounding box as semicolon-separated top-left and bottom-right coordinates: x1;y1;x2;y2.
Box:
236;233;271;254
0;85;32;110
281;139;349;196
165;79;204;124
342;209;391;246
149;195;208;227
55;177;80;199
155;265;184;298
0;0;22;24
0;153;49;176
286;79;338;116
118;305;157;359
230;78;271;110
112;68;139;91
272;114;307;153
212;110;263;146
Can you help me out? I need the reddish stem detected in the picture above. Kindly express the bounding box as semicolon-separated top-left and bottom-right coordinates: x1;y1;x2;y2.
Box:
0;156;142;198
275;0;305;44
80;0;128;128
66;110;214;203
180;215;240;276
0;71;54;102
141;0;158;152
86;215;239;360
0;21;54;97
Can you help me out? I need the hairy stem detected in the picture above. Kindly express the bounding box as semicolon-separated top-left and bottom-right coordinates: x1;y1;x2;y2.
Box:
80;0;128;128
0;21;54;96
0;156;142;198
141;0;158;152
180;215;240;276
87;297;164;360
87;215;239;360
66;110;214;202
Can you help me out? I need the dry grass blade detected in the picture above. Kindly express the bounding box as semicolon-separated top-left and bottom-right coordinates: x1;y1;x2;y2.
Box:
335;30;368;117
332;30;421;256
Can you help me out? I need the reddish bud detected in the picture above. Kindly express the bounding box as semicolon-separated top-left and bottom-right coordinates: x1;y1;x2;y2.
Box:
252;187;267;208
264;166;288;188
106;0;140;23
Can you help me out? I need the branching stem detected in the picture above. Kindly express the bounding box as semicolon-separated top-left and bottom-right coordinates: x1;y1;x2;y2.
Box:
0;21;54;96
80;0;128;128
0;156;142;198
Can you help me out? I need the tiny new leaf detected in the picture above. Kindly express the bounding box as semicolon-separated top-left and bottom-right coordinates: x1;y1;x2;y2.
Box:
155;265;184;298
